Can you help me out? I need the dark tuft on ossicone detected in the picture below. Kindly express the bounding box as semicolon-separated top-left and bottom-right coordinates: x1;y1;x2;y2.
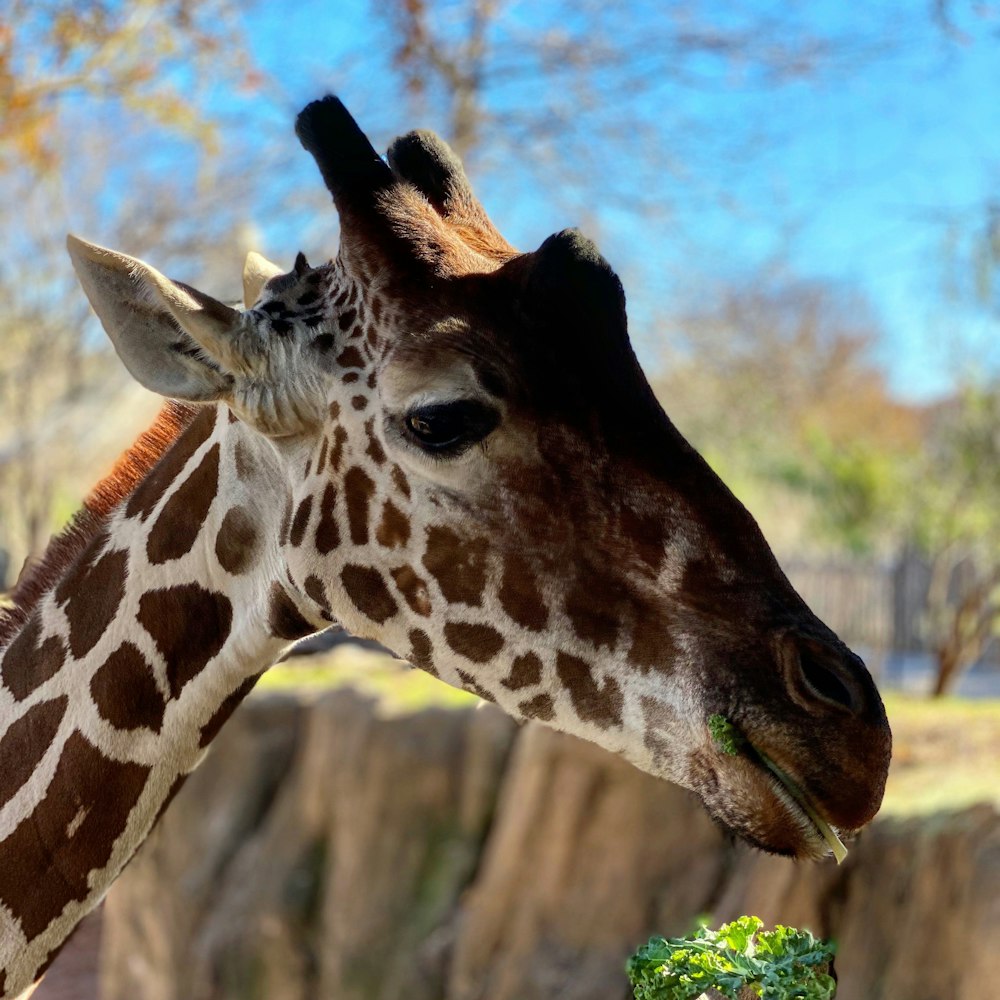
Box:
295;95;393;204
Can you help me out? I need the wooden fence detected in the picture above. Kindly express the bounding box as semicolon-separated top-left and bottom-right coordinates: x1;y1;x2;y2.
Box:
781;549;999;673
781;557;894;652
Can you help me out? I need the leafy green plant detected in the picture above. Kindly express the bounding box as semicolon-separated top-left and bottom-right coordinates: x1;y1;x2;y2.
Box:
626;916;837;1000
707;714;745;756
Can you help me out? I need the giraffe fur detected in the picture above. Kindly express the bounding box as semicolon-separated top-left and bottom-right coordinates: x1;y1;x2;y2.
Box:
0;97;891;996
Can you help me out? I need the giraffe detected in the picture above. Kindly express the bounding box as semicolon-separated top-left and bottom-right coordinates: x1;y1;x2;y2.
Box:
0;97;891;997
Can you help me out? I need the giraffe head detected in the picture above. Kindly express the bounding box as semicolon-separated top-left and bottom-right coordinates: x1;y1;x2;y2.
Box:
67;97;890;860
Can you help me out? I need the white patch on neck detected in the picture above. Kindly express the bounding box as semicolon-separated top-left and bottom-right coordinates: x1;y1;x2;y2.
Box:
65;806;89;839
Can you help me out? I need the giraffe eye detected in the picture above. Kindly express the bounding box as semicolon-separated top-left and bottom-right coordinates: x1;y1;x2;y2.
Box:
404;400;500;455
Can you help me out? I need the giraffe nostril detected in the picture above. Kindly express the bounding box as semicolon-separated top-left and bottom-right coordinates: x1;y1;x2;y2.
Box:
779;632;866;715
798;649;857;711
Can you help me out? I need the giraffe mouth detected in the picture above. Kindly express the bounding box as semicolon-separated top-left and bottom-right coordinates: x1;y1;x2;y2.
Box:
750;747;848;863
707;714;847;861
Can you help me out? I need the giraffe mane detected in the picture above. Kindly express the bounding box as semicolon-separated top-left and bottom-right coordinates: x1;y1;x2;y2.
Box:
0;400;199;648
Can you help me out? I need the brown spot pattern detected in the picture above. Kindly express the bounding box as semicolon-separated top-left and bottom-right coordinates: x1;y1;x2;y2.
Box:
234;438;254;481
0;732;150;939
341;565;399;624
344;466;376;545
315;437;330;476
444;622;505;663
90;642;166;733
391;464;411;500
278;497;293;545
407;629;435;673
51;528;103;607
315;482;341;554
363;418;385;465
124;407;215;521
618;504;668;570
629;611;680;673
564;567;626;650
498;554;549;631
351;395;368;411
268;583;316;640
519;693;555;721
0;614;66;701
457;669;494;702
555;652;623;729
329;425;348;472
502;652;543;691
146;443;219;564
59;543;128;661
138;585;233;698
304;575;331;616
375;500;410;548
390;565;432;616
289;495;313;547
199;673;262;748
215;505;260;575
423;527;489;606
336;346;364;369
0;695;68;810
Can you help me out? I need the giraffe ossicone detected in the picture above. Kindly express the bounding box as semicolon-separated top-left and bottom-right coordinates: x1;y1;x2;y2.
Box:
0;95;891;996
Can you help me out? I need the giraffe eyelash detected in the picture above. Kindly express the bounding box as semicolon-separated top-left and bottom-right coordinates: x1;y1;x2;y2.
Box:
400;399;501;457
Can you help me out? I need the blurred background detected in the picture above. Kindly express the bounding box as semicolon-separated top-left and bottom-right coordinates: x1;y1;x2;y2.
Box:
2;2;999;999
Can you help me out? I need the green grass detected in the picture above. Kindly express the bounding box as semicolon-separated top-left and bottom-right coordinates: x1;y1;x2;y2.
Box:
879;692;1000;816
258;653;1000;815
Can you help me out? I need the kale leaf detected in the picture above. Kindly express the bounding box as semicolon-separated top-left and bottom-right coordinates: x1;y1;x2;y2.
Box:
626;917;837;1000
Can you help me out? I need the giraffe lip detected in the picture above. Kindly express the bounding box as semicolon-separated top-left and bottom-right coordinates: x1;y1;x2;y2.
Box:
705;715;844;858
749;746;848;863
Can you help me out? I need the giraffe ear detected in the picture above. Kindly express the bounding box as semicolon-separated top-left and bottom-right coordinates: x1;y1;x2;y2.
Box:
520;228;627;333
242;250;283;308
67;235;240;403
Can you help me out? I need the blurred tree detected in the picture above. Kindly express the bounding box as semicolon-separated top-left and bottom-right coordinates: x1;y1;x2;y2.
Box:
780;382;1000;696
654;273;921;475
784;432;909;555
908;384;1000;695
653;271;1000;695
931;0;1000;46
0;0;257;176
372;0;888;213
0;0;261;587
968;199;1000;313
644;272;926;563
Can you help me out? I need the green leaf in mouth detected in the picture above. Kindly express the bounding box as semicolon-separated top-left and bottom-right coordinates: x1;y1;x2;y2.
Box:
706;715;848;863
708;714;745;756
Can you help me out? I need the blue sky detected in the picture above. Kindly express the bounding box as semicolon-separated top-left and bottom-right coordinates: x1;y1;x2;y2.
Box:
57;0;1000;404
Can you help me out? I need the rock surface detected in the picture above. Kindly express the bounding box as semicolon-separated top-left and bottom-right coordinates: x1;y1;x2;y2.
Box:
86;689;1000;1000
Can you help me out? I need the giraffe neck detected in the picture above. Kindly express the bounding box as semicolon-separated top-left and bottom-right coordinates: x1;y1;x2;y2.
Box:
0;405;318;996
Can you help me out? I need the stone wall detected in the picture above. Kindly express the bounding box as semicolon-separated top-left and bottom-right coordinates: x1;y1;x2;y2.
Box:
97;690;1000;1000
